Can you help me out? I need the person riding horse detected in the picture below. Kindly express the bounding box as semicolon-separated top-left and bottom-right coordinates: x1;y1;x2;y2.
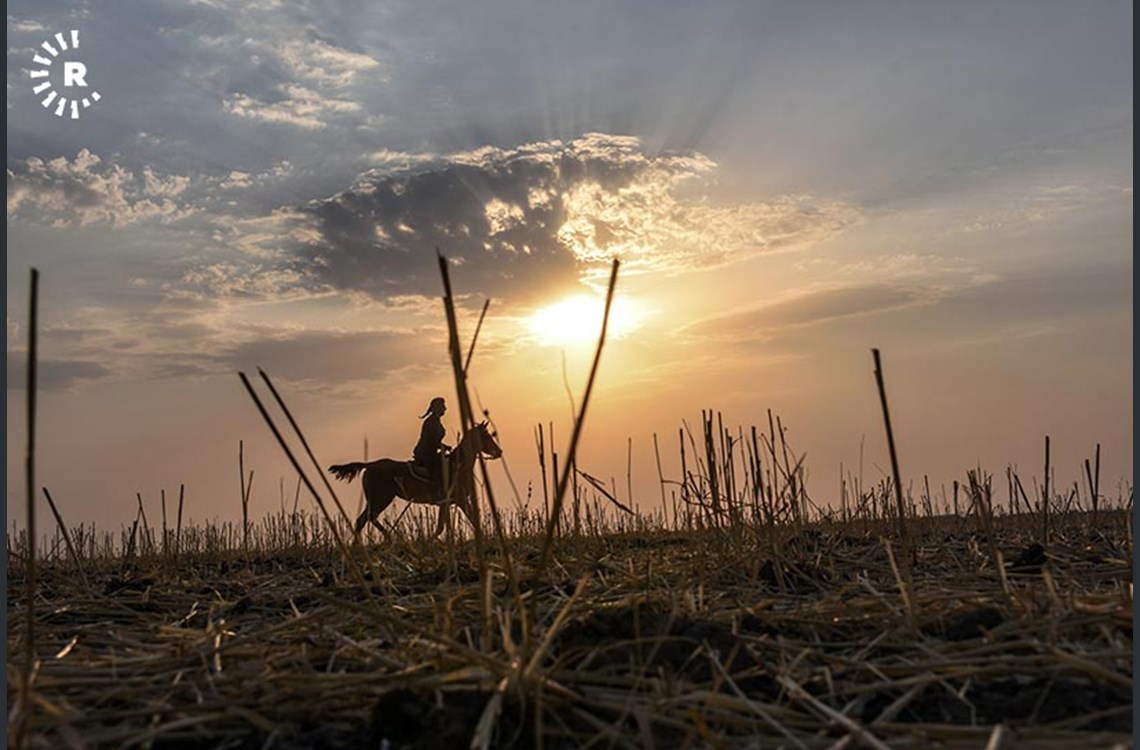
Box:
413;396;451;502
329;416;502;537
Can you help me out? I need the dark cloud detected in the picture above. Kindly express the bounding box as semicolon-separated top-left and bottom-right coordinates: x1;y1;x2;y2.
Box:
303;155;575;300
948;263;1131;317
208;328;441;385
297;133;856;304
689;284;927;341
7;354;113;391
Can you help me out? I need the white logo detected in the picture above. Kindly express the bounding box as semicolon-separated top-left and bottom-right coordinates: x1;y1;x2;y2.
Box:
29;30;102;119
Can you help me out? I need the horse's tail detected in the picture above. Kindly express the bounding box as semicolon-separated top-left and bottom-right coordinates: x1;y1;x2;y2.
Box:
328;462;368;483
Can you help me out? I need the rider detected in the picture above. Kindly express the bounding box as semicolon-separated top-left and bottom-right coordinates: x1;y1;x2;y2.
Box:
413;396;451;502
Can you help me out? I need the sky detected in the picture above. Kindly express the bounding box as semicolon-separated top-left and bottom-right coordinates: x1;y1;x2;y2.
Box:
6;0;1133;531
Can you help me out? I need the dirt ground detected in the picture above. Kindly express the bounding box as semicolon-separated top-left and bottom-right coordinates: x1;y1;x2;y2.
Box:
6;512;1133;749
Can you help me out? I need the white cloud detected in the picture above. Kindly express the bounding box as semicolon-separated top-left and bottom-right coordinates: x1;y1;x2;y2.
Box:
211;208;318;259
221;171;252;189
171;261;315;301
366;149;437;169
276;38;383;88
7;17;46;33
961;181;1132;234
7;150;197;226
225;84;360;129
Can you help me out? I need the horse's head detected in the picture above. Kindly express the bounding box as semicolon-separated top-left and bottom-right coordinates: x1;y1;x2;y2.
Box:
474;420;503;460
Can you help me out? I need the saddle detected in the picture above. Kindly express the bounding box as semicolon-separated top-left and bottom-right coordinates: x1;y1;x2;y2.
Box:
407;462;432;482
400;461;451;504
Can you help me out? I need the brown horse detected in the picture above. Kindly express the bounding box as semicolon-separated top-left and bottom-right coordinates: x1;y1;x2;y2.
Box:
328;421;503;537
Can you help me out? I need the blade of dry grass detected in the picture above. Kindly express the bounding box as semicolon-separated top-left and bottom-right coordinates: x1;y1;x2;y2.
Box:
41;487;89;589
537;259;620;575
256;368;353;530
437;251;524;652
464;298;491;375
777;674;892;750
871;349;909;552
14;267;40;750
237;371;374;601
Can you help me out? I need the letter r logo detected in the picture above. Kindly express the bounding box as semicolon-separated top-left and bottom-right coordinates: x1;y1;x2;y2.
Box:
63;62;88;87
30;29;103;118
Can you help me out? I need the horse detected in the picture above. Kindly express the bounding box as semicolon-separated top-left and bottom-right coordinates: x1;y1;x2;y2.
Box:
328;421;503;537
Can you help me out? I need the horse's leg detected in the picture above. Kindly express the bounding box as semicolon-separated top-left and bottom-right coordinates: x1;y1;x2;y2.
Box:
433;504;451;539
355;466;396;536
354;468;374;536
363;467;402;529
454;489;479;533
353;509;369;536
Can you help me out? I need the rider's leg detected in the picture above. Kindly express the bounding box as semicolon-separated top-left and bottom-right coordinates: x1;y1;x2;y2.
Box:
429;454;443;503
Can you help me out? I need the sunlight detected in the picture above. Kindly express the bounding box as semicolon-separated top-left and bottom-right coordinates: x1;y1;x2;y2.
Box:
527;294;644;346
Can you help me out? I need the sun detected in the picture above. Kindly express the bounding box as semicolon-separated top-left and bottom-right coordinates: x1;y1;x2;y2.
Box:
527;294;644;346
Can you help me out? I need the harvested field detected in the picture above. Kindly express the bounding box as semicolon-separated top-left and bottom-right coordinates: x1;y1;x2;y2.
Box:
6;509;1132;749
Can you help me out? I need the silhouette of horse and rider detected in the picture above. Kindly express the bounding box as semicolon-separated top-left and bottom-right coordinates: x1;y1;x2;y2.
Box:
328;396;502;536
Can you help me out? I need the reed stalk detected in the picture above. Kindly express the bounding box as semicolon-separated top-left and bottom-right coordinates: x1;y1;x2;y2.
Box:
538;259;620;575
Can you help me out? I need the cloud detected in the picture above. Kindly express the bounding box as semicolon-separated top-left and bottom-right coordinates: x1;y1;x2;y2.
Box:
224;84;361;130
961;182;1132;234
367;150;437;169
128;325;451;399
686;257;1129;347
687;283;936;342
47;133;852;308
164;6;383;130
5;297;445;395
7;17;46;33
296;133;860;303
7;150;197;226
221;171;252;189
209;328;438;384
275;37;383;89
172;261;313;301
6;354;113;391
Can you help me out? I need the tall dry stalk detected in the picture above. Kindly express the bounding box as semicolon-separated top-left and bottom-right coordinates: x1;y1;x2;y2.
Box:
969;470;1013;610
136;493;154;557
1042;435;1051;543
239;440;251;550
42;488;89;589
871;348;917;635
435;253;490;552
537;259;620;575
463;298;490;374
238;372;374;599
653;432;667;524
257;368;353;530
15;267;40;749
176;484;184;557
871;349;909;552
1085;443;1101;527
436;251;522;649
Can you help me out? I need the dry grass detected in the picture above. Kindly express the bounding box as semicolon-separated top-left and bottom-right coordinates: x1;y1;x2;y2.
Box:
5;503;1132;749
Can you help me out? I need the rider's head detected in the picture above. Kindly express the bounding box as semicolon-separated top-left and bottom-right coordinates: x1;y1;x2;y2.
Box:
420;396;447;418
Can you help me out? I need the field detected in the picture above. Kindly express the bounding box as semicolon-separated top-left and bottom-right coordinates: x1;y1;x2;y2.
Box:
6;495;1133;749
7;264;1133;748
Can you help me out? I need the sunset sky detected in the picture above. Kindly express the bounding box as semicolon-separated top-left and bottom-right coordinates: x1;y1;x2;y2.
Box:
7;1;1132;531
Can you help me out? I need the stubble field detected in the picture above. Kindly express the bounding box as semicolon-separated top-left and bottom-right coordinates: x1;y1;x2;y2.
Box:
6;503;1133;750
